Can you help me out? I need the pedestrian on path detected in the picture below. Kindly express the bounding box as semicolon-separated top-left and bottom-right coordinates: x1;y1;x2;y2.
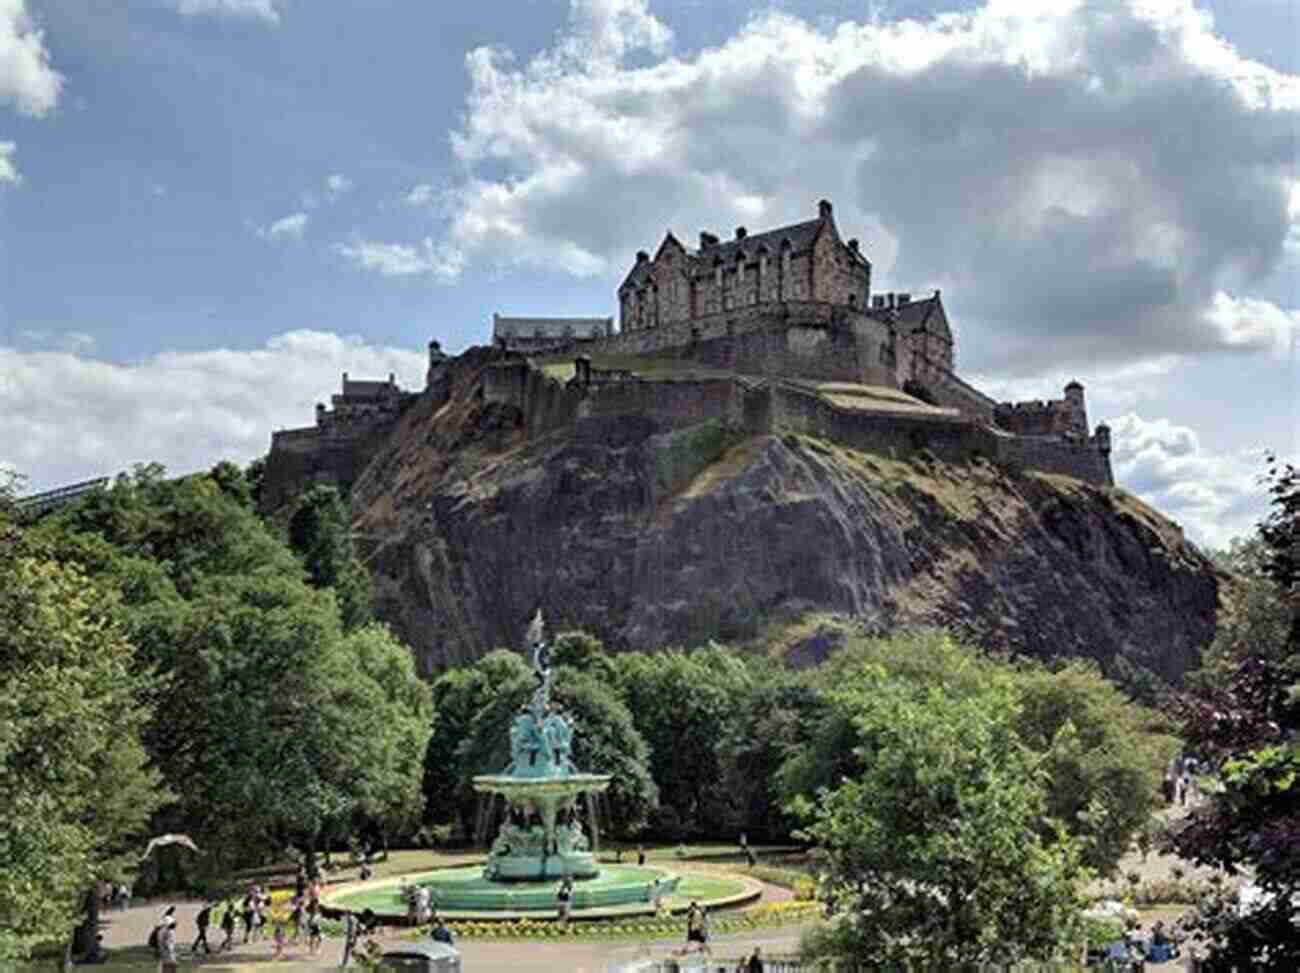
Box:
157;917;178;973
219;901;236;951
340;912;358;968
192;902;212;954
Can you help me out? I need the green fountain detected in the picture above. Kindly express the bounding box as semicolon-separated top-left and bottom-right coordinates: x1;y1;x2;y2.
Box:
333;611;685;916
471;610;611;880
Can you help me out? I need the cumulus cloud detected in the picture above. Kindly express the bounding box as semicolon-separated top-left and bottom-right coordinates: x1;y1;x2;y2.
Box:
0;139;18;184
0;0;61;116
326;172;352;196
335;235;463;279
0;331;426;494
257;212;309;241
376;0;1300;375
1107;412;1278;548
172;0;282;26
404;183;437;207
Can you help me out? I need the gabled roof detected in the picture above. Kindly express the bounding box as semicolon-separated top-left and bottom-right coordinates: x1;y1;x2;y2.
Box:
699;218;823;266
865;293;950;339
494;315;612;339
621;212;861;291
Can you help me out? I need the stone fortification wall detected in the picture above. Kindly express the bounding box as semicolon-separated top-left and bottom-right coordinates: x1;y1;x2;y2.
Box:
981;430;1114;486
770;382;980;463
579;377;742;431
546;301;896;387
912;357;998;424
263;423;389;512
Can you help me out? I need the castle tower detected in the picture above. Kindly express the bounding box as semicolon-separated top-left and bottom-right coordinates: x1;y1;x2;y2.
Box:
1063;380;1089;438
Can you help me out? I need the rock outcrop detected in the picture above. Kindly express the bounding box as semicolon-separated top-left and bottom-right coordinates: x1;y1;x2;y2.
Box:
350;350;1219;679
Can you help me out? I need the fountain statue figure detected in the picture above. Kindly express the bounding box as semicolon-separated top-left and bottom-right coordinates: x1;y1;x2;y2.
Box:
473;610;611;879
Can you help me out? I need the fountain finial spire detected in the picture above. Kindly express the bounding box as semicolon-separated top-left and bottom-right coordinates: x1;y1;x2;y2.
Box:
528;609;551;719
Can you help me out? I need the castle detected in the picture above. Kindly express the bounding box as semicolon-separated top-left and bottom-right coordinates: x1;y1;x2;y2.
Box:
263;199;1113;510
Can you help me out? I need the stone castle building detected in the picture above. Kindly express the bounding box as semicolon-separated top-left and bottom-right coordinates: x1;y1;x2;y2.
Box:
263;198;1113;509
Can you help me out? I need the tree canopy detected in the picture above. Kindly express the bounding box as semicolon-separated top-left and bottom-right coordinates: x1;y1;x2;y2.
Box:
800;667;1087;966
0;527;167;960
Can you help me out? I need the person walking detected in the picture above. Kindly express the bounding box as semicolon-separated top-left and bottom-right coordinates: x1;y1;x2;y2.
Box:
241;893;254;944
157;917;179;973
746;946;765;973
685;901;706;952
192;902;212;954
307;903;323;955
340;911;358;968
219;901;236;951
637;845;646;867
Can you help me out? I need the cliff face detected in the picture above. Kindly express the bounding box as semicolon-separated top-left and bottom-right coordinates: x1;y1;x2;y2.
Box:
350;352;1219;679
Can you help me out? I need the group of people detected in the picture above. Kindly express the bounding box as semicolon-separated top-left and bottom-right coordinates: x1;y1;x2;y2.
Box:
1102;919;1182;969
1163;755;1203;807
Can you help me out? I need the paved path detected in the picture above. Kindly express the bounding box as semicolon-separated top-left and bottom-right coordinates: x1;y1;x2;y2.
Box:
98;892;804;972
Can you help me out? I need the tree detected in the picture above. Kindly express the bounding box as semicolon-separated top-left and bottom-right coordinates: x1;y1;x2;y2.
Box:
779;630;1169;874
0;536;167;962
287;484;373;630
1163;456;1300;969
612;647;751;836
1202;535;1293;674
30;467;424;876
800;670;1088;967
1013;660;1177;874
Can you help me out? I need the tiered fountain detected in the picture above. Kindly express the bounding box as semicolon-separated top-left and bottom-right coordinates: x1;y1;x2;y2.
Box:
471;611;612;880
351;612;683;915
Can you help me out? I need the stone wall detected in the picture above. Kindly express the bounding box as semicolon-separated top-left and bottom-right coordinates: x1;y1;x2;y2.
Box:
913;358;999;424
982;430;1114;486
262;423;390;512
579;377;742;431
770;382;982;463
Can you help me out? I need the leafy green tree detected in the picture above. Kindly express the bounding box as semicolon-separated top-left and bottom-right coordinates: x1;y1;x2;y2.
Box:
0;535;167;962
1203;534;1293;675
423;650;533;838
1165;458;1300;969
612;647;752;836
779;630;1170;874
30;467;424;874
1014;660;1178;874
287;484;373;630
800;671;1088;967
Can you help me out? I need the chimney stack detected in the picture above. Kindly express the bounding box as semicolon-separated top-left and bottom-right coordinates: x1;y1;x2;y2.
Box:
847;238;859;253
818;199;833;220
636;250;649;263
699;231;718;250
735;227;747;240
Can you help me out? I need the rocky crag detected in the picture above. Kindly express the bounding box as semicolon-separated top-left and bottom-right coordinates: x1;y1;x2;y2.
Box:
349;349;1219;681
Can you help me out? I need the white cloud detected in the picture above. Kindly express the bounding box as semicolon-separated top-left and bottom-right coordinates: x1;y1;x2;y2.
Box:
391;0;1300;375
335;235;464;279
404;184;437;207
326;173;353;196
1107;412;1280;549
0;331;426;494
0;0;62;117
0;139;18;184
258;212;309;241
172;0;282;26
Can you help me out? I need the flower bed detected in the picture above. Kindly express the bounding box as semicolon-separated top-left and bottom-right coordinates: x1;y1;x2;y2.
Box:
421;899;821;941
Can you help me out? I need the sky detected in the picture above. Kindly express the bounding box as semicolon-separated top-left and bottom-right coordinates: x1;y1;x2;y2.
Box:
0;0;1297;549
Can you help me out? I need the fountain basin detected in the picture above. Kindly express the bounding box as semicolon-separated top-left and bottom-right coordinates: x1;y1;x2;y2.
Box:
332;865;684;916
